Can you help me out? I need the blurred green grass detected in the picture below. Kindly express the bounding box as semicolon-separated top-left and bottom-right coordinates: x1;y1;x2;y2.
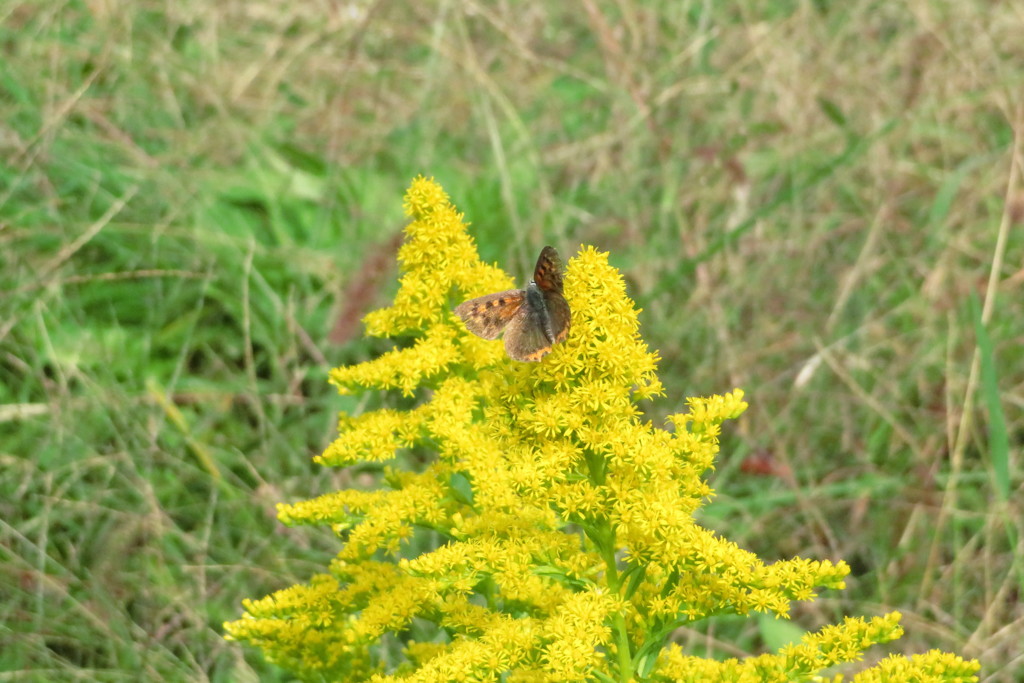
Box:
2;1;1021;680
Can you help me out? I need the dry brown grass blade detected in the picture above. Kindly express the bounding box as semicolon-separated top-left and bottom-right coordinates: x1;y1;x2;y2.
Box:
329;230;403;345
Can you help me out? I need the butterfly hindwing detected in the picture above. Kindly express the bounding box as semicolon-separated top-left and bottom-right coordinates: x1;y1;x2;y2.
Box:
453;289;525;340
544;289;571;345
503;302;556;362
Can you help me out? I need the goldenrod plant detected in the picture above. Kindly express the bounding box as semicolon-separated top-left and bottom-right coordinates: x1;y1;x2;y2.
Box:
224;178;980;683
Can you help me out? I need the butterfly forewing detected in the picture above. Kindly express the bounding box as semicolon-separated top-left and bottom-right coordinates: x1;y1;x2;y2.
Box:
532;246;564;293
453;289;525;340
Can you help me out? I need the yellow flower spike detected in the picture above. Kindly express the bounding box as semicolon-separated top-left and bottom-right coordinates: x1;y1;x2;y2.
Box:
226;177;978;683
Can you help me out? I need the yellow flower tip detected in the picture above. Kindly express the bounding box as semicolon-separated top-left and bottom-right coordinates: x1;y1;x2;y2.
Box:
403;176;452;220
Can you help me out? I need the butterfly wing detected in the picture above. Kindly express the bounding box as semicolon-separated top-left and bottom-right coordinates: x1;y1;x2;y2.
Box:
503;302;556;362
532;246;564;293
532;245;570;347
454;289;525;340
544;289;571;345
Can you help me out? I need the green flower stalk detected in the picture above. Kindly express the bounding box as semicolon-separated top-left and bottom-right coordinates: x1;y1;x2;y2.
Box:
224;177;980;683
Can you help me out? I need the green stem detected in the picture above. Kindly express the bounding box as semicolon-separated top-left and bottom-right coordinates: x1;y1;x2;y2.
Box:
598;530;633;681
585;448;631;679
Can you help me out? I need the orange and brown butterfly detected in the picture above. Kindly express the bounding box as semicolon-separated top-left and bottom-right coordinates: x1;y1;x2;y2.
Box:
454;246;571;362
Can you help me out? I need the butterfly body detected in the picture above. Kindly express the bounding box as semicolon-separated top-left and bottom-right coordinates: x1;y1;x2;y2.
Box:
455;246;571;362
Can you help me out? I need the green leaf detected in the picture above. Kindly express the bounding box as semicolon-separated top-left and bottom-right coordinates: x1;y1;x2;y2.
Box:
758;614;807;650
971;293;1010;501
448;471;475;505
817;96;847;127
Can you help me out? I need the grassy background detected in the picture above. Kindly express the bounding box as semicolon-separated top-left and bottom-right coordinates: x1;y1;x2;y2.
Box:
2;1;1021;680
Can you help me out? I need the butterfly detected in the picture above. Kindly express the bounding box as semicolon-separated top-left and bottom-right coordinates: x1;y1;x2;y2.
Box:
454;246;571;362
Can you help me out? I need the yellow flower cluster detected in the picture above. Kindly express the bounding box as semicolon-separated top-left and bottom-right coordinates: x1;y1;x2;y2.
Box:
657;613;977;682
224;177;979;683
